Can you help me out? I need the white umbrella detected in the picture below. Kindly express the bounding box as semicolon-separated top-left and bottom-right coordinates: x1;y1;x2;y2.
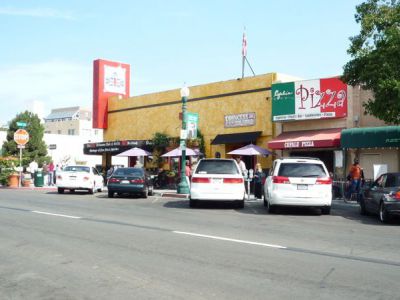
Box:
227;144;271;156
116;147;152;157
161;147;200;157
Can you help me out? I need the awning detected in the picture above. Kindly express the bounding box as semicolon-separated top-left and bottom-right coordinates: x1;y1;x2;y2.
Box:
268;128;342;150
211;131;261;145
341;126;400;149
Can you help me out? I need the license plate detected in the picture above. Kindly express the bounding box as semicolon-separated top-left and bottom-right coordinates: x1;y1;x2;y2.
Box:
121;180;130;184
297;184;308;190
69;176;76;180
211;178;223;184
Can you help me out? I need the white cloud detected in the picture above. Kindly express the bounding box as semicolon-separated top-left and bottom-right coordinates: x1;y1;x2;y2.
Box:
0;7;75;20
0;60;92;124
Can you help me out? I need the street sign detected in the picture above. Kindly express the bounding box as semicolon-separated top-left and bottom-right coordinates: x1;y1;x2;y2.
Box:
16;122;27;128
48;144;57;150
14;129;29;145
17;145;26;149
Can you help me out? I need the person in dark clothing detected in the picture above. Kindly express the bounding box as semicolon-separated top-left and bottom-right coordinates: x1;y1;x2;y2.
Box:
253;163;265;199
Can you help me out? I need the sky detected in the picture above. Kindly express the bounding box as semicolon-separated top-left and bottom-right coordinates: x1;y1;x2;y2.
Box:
0;0;363;125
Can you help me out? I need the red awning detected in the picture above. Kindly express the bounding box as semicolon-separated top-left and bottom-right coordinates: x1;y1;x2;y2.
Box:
268;128;342;150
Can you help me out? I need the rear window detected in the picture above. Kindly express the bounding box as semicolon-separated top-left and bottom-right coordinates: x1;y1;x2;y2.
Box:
195;160;239;175
113;168;143;176
64;166;90;173
278;163;327;178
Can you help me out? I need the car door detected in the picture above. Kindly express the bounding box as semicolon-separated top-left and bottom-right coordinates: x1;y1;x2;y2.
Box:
92;167;103;189
265;161;277;200
369;174;386;213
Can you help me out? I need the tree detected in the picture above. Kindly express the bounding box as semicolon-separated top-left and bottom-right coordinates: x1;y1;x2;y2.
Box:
2;111;50;166
342;0;400;124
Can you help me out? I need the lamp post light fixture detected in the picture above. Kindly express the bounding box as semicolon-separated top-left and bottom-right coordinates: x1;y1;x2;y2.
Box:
177;85;190;194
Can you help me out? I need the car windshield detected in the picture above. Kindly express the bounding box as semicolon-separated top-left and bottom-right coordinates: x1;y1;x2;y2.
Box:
113;168;143;176
278;163;326;178
64;166;90;173
195;160;239;175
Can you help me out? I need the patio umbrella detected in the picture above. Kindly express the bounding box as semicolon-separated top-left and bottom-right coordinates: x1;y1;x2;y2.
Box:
116;147;152;157
227;144;271;156
161;147;201;157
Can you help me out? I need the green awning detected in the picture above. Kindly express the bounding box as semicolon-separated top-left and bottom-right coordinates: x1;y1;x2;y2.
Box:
341;126;400;149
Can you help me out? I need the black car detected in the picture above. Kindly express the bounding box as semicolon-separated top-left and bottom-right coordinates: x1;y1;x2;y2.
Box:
360;172;400;223
107;167;154;198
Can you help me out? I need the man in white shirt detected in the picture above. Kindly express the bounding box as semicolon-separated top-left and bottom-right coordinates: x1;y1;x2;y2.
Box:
29;160;38;177
235;156;247;175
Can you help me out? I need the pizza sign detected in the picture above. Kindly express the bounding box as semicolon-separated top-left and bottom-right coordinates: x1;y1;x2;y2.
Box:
271;77;348;122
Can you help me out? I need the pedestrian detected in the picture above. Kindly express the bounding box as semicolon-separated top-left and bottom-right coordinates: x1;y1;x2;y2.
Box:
54;164;61;184
235;156;247;176
254;163;265;199
185;160;192;186
48;161;55;185
346;158;364;200
42;162;49;186
29;159;38;178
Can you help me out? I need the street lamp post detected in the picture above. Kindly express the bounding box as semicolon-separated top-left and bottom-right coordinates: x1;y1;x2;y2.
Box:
177;86;190;194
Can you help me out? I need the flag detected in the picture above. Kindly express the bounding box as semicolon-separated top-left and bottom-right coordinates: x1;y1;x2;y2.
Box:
242;31;247;57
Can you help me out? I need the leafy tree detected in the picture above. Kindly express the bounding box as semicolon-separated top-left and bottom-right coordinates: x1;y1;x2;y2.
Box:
2;111;50;167
342;0;400;124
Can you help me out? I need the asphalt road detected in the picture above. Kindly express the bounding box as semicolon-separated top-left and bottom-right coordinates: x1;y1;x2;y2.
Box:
0;189;399;300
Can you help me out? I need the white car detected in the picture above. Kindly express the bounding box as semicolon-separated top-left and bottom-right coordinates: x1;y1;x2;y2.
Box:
190;159;246;208
263;157;332;214
56;165;104;194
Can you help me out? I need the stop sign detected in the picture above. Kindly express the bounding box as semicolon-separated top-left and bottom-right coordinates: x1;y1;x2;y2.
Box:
14;129;29;145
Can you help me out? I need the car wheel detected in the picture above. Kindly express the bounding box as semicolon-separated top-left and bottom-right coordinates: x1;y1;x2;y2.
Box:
321;206;331;215
359;198;367;215
70;189;75;193
142;187;148;198
189;199;197;208
58;188;64;194
97;185;103;192
266;200;275;213
108;191;114;198
379;202;390;223
236;200;244;209
148;185;154;196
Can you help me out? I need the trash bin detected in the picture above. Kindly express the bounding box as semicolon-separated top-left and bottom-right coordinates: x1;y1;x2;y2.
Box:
34;171;44;187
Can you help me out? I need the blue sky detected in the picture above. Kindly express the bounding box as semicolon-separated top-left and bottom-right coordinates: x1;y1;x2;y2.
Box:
0;0;363;124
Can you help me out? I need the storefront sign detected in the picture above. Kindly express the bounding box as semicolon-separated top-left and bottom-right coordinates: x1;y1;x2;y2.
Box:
224;112;256;128
283;141;314;148
84;139;152;154
104;65;127;94
271;77;347;122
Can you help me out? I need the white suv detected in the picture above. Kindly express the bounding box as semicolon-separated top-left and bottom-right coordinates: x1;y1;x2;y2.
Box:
263;157;332;214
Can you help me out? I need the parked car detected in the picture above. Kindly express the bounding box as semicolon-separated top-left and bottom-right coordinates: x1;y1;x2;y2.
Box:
263;157;332;214
360;172;400;223
56;165;104;194
189;158;246;208
107;167;153;198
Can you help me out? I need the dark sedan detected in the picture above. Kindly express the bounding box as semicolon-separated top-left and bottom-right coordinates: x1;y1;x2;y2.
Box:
360;172;400;223
107;167;154;198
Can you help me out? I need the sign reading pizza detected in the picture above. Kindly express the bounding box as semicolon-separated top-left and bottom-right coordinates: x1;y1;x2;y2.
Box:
271;77;348;122
93;59;130;129
14;129;29;145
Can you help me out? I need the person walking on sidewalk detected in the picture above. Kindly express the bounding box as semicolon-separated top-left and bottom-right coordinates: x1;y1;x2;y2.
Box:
253;163;265;200
48;161;55;186
346;158;364;200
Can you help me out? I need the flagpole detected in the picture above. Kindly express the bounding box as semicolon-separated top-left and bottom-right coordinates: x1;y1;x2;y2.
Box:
241;28;247;79
242;56;245;79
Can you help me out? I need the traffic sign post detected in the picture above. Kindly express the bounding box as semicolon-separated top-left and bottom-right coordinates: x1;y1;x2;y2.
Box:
14;129;29;188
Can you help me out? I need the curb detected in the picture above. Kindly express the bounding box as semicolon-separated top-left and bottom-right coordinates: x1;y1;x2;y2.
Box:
153;191;189;199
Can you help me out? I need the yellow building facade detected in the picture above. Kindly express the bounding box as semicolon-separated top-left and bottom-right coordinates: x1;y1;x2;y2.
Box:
101;73;279;170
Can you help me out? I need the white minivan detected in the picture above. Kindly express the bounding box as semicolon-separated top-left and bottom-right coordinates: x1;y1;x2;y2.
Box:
263;157;332;214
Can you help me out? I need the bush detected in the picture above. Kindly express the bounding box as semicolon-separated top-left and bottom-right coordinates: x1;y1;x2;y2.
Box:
0;157;18;186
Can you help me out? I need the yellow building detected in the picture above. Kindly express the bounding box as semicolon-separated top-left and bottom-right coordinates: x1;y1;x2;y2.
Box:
87;73;295;171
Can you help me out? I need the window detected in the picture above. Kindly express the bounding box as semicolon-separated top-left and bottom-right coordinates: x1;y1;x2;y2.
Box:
68;129;75;135
278;163;326;178
195;160;239;175
57;130;61;134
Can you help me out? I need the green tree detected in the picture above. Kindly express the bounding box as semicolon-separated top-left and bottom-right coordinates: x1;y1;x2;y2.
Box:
2;111;50;166
342;0;400;124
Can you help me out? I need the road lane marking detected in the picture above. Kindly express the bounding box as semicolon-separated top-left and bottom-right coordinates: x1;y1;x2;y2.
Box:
173;231;287;249
31;211;81;219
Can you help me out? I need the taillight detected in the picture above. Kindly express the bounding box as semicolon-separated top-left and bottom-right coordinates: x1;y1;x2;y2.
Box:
223;178;244;184
391;191;400;200
57;175;62;180
83;176;90;181
315;177;332;185
192;177;210;183
108;178;120;183
131;179;145;184
273;176;290;184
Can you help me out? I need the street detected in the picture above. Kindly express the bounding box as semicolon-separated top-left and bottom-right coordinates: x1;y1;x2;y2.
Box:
0;189;399;300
